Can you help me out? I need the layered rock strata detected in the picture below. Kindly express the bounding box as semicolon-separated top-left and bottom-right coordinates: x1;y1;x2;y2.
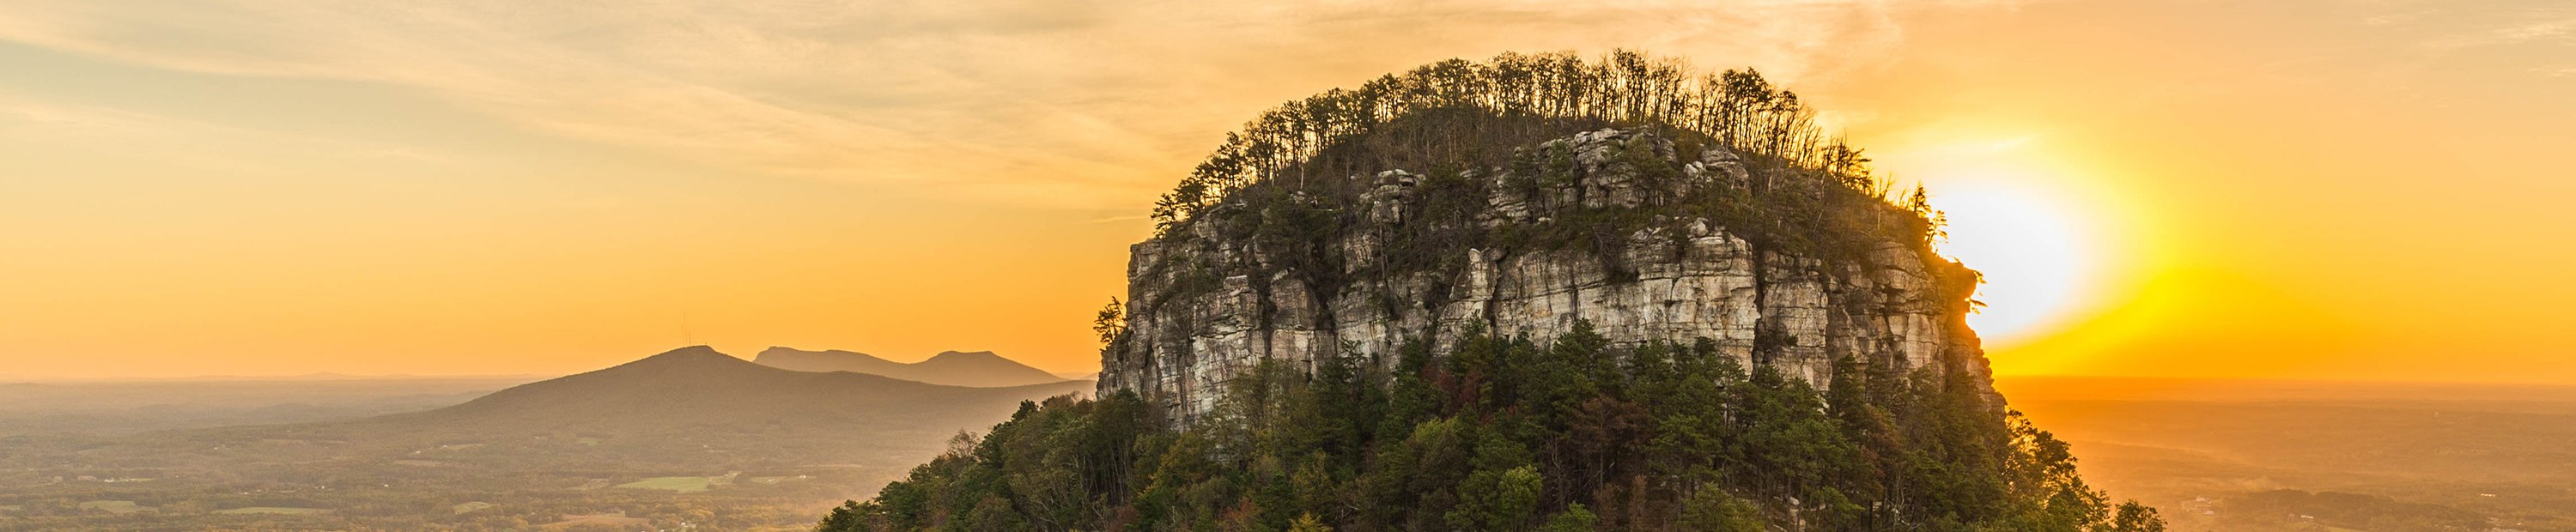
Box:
1101;128;1991;421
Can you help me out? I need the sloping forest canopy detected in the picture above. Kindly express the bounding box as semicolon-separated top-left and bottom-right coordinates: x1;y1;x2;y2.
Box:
818;51;2162;531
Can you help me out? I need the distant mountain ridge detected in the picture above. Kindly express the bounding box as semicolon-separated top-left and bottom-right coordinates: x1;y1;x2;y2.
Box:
1;346;1097;529
416;347;1088;442
71;346;1095;472
752;347;1069;388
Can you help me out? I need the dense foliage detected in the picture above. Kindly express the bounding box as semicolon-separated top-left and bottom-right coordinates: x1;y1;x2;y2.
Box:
819;324;2160;532
1129;51;1956;325
1150;50;1894;235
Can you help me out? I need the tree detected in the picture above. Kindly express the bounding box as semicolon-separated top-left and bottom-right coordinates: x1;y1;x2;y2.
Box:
1446;465;1543;531
1539;504;1599;532
1287;512;1334;532
1091;298;1125;348
2104;502;2166;532
1677;489;1765;532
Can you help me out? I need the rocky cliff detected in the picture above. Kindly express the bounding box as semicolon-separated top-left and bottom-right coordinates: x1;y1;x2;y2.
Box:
1101;128;1992;421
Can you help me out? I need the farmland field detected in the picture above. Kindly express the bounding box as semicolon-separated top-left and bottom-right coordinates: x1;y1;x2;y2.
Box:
616;475;722;493
77;500;143;514
216;506;331;515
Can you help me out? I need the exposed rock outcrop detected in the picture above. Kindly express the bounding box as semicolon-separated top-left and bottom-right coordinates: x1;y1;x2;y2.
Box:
1101;128;1991;421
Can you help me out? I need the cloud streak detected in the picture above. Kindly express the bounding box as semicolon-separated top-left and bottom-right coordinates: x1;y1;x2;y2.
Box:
0;0;1992;208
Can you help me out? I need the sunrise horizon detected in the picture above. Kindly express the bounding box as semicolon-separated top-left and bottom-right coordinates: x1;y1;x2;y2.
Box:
5;3;2572;530
9;2;2570;388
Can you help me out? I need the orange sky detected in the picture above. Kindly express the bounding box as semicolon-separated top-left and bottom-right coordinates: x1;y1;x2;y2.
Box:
1;1;2570;382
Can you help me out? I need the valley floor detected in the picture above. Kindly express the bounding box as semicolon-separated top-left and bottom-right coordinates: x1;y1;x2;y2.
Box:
5;375;2566;531
0;358;1085;531
2002;377;2576;532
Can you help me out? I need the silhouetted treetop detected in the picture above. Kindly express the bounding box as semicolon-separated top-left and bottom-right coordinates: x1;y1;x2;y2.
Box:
1151;50;1897;235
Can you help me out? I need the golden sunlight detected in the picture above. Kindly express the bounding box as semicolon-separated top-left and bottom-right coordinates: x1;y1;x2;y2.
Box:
1930;181;2102;347
6;3;2575;529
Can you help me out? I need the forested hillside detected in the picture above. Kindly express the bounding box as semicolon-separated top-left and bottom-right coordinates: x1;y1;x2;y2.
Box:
819;325;2156;531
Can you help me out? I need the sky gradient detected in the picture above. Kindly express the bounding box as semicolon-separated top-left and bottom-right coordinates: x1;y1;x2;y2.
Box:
3;0;2570;382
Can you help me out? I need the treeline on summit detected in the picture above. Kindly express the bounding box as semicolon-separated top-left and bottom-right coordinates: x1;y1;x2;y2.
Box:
817;324;2160;531
1128;51;1952;323
1151;49;1911;239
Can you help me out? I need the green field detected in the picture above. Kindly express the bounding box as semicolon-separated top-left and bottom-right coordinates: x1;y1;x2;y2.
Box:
451;501;494;514
216;506;331;515
78;500;143;514
556;512;652;528
615;476;717;493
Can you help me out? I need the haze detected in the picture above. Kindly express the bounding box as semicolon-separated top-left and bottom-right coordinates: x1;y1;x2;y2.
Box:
2;0;2570;383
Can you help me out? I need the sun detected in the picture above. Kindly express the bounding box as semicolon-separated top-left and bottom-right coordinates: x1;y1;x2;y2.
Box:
1929;182;2104;346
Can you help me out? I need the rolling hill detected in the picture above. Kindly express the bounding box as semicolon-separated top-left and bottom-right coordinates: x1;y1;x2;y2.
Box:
167;346;1099;469
752;347;1070;388
0;347;1094;530
8;347;1094;470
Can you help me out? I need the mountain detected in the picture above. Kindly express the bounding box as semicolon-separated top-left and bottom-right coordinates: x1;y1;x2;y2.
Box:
753;346;1069;388
294;346;1095;468
425;347;1078;425
821;51;2157;532
0;347;1093;529
62;347;1092;469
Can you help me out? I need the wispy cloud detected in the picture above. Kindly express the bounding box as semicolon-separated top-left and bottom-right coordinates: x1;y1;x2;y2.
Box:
2423;15;2576;49
0;0;1994;208
0;94;459;175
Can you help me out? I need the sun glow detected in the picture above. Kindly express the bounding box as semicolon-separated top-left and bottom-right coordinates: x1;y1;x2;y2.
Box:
1929;180;2111;348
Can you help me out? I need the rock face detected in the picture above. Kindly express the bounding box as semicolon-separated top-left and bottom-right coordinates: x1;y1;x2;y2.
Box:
1101;128;1992;422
